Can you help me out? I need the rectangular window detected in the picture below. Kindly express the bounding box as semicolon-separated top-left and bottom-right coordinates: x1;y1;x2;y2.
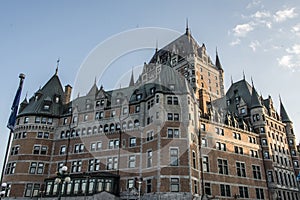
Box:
239;186;249;198
147;150;152;168
220;184;231;197
10;145;20;155
29;162;37;174
129;137;136;147
97;142;102;150
170;148;179;166
218;159;228;175
88;159;100;172
252;165;262;179
236;162;246;177
74;144;84;153
205;182;211;195
60;146;66;155
24;117;29;124
33;145;40;154
71;160;82;172
255;188;265;199
40;146;47;155
203;156;209;172
127;179;134;189
146;179;152;193
174;113;179;121
201;124;206;131
167;96;173;104
5;162;16;174
167;128;179;138
170;178;179;192
107;157;118;170
129;155;136;168
25;183;33;197
168;113;173;120
147;131;154;141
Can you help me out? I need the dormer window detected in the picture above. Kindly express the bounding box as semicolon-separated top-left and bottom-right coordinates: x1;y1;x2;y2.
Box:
150;87;155;95
43;104;50;110
96;101;100;107
55;97;59;103
100;99;105;106
169;85;175;90
35;95;39;101
116;98;120;104
136;94;142;101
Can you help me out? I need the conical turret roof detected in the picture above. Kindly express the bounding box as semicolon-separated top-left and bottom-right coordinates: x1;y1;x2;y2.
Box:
280;98;292;123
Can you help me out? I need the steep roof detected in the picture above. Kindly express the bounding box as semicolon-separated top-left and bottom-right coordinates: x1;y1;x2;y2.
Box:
18;74;65;117
280;99;292;123
251;85;262;109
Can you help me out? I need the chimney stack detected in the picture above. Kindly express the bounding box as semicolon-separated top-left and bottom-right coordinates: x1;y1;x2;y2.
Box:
63;84;72;104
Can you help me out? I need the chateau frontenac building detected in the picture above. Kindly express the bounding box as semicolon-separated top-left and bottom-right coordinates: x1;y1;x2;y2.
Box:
1;26;300;200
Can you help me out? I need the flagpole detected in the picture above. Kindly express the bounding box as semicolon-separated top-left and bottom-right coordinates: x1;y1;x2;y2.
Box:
0;73;25;188
0;131;13;185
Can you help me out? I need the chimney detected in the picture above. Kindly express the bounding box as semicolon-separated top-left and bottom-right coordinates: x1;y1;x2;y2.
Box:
63;84;72;104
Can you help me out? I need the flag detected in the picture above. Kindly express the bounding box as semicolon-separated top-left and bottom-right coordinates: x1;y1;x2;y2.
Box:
7;74;25;132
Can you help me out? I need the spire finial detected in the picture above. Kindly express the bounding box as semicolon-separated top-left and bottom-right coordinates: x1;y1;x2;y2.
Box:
55;58;60;75
185;18;190;35
231;75;233;85
243;70;245;80
216;46;218;55
155;40;158;53
251;77;254;87
279;94;282;103
94;76;97;85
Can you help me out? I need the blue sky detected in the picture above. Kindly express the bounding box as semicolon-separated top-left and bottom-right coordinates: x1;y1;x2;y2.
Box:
1;0;300;174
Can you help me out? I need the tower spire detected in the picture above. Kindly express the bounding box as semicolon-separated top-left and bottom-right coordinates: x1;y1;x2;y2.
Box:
129;68;134;87
55;58;60;75
185;18;190;35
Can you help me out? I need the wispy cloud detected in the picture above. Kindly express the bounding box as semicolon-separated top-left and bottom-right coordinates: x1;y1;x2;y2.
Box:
291;24;300;36
246;0;262;9
278;55;293;68
287;44;300;54
230;39;241;46
252;10;271;19
249;40;261;51
274;7;297;22
278;44;300;70
233;23;254;37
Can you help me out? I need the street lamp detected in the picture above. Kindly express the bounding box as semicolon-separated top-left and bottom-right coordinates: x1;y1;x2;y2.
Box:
0;182;9;198
55;166;71;200
135;177;143;200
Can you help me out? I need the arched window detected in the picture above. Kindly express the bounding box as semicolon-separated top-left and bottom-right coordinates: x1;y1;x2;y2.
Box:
82;128;86;136
104;124;109;132
98;125;103;133
110;124;115;132
134;119;140;128
60;131;65;138
122;122;127;130
93;126;97;134
128;121;133;129
116;123;121;131
87;127;92;135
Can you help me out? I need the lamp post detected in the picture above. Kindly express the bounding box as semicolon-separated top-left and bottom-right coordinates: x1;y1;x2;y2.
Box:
0;182;9;199
55;165;71;200
135;177;142;200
